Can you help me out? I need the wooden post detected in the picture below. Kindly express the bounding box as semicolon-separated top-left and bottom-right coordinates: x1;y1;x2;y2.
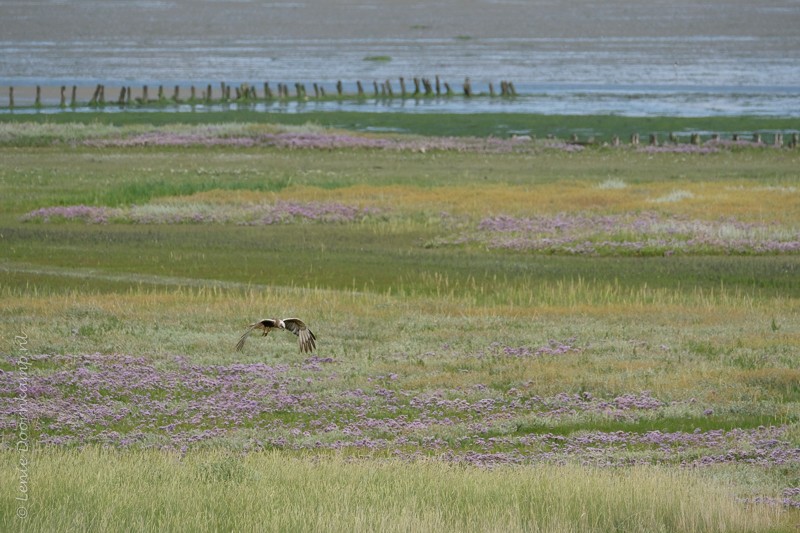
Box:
89;84;100;105
60;86;66;107
357;81;364;97
711;133;719;142
444;82;452;95
206;84;212;102
463;77;472;97
753;133;762;144
142;85;149;103
127;86;132;105
35;85;41;106
423;79;432;96
690;133;700;145
71;85;77;107
173;85;180;102
399;77;406;97
732;134;740;142
385;80;393;97
630;133;639;145
319;87;326;97
373;81;379;96
435;75;441;96
264;82;272;99
220;82;226;101
612;135;620;147
508;82;516;96
790;133;799;148
649;133;658;146
336;80;343;96
190;86;196;101
668;132;678;144
313;83;319;98
571;133;579;143
226;86;231;100
118;87;126;104
489;83;495;97
413;78;420;95
8;87;13;108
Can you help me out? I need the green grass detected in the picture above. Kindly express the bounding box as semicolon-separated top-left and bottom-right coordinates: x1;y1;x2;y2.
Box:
1;448;792;533
1;120;799;531
1;110;797;139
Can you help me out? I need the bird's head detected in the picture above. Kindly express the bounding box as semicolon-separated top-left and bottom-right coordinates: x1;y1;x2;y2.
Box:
276;319;286;330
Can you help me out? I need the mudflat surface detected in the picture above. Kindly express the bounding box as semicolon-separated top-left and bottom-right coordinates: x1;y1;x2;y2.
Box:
1;1;798;115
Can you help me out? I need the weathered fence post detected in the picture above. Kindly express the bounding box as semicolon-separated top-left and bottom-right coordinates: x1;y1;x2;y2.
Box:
71;85;77;107
612;135;620;147
668;132;678;144
423;78;433;96
60;86;66;107
89;84;100;105
385;80;393;97
173;85;180;102
773;133;783;147
649;133;658;146
373;81;379;96
399;77;406;97
489;83;495;97
142;85;149;103
357;81;364;97
690;133;701;145
630;133;639;145
789;133;799;148
190;86;196;102
336;80;343;96
35;85;41;107
443;82;452;96
753;133;762;144
118;87;126;105
264;82;271;99
435;75;441;96
8;87;13;108
463;77;472;97
413;78;420;95
732;134;740;142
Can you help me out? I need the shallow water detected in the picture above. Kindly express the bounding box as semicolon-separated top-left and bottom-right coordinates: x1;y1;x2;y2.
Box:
1;0;799;116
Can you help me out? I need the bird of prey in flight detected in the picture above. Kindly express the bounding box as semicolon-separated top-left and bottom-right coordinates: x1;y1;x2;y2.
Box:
235;318;316;353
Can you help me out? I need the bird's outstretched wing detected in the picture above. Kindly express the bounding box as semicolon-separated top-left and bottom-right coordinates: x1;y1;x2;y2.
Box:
235;319;278;351
282;318;317;353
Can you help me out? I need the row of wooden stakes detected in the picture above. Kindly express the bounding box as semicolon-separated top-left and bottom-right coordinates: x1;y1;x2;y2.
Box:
571;131;799;148
5;77;517;108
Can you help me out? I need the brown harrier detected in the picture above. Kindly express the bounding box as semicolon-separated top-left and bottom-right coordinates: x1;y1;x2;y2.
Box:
235;318;316;353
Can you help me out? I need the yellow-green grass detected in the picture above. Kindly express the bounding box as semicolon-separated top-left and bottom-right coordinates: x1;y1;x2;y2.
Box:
2;127;800;530
1;447;793;533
